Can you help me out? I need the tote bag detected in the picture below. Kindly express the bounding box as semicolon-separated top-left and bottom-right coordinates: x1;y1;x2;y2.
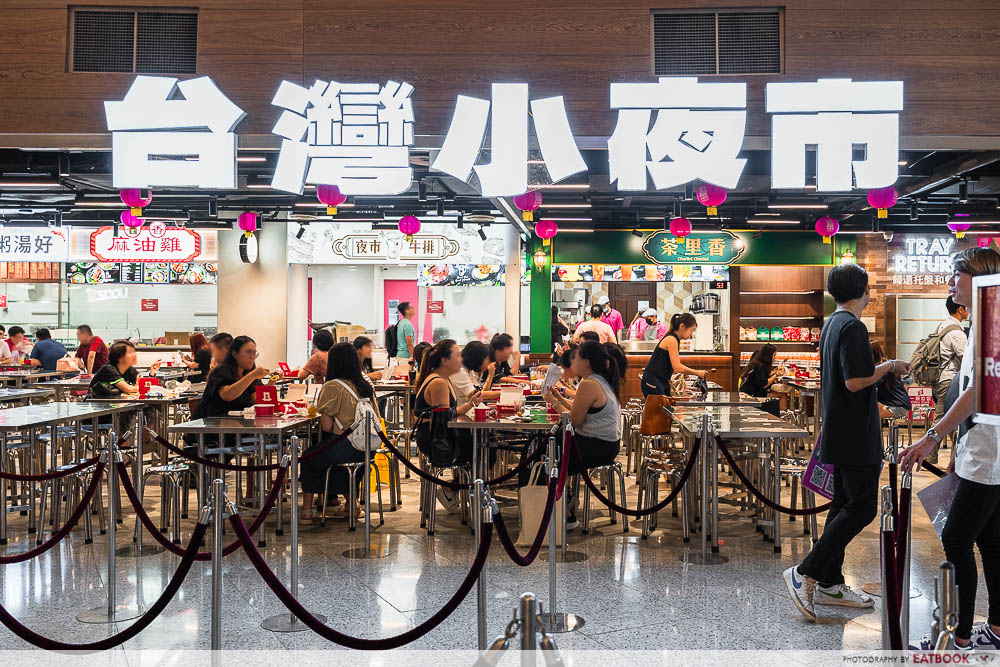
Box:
515;461;564;547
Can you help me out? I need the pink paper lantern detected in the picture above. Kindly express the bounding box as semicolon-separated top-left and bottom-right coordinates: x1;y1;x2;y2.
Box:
815;216;840;244
947;220;971;239
119;210;144;229
695;183;727;215
398;215;421;241
866;186;898;219
237;212;258;237
316;184;347;215
669;217;692;238
512;190;543;222
119;188;152;216
534;219;558;246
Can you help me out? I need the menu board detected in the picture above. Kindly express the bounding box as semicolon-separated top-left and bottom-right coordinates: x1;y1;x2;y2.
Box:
552;264;730;283
0;262;61;283
417;264;506;286
66;262;217;285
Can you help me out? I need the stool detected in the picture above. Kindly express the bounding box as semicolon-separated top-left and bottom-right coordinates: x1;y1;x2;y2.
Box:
141;463;195;544
37;462;100;545
779;459;819;540
580;461;628;534
639;455;689;541
620;409;642;474
320;459;386;531
418;459;470;536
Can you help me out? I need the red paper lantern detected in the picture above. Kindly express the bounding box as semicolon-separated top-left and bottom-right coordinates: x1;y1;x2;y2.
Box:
947;220;971;239
866;187;898;219
119;189;152;216
317;184;347;215
668;217;692;238
120;210;144;229
512;191;543;222
815;216;840;244
237;212;258;238
534;219;558;246
398;215;421;241
977;236;993;248
695;183;727;216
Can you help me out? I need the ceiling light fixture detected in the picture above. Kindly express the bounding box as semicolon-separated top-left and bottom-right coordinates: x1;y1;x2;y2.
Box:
436;199;444;216
296;224;306;239
767;203;828;210
457;213;464;230
910;201;919;220
959;180;969;204
478;225;487;241
541;203;592;209
630;227;642;238
746;218;800;225
236;156;267;163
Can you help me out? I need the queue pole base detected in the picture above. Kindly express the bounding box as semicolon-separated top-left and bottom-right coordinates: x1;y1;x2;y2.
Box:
115;543;165;558
341;539;391;560
261;612;327;633
681;551;729;565
538;550;588;563
76;604;143;624
539;612;585;634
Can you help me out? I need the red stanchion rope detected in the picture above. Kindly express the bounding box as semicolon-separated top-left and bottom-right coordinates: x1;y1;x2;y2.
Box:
889;461;899;527
715;437;832;516
230;512;492;650
0;521;208;651
0;462;105;565
922;461;946;478
572;436;701;518
116;460;287;561
895;485;912;600
149;433;279;472
0;456;100;482
493;478;558;567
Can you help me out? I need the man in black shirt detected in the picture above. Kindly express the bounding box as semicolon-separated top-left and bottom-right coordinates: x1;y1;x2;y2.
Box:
783;263;909;622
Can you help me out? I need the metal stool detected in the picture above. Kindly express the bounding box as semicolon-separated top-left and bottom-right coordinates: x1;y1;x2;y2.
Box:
418;457;470;535
779;459;819;540
141;463;196;544
320;459;386;531
37;461;100;545
581;461;628;534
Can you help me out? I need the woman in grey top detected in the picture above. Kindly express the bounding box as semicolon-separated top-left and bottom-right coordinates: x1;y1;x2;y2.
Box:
546;341;627;528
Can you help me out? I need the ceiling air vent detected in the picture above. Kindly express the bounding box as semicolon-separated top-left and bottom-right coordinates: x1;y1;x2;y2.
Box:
653;8;782;76
70;6;198;74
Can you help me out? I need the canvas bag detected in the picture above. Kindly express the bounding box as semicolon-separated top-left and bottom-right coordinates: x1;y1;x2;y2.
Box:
909;323;962;386
331;379;379;452
56;354;77;372
515;461;564;547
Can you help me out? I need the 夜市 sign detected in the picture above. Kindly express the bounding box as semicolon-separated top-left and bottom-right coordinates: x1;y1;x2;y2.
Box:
641;230;744;265
105;75;903;196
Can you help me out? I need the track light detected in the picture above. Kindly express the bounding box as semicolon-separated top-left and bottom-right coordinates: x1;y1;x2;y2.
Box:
436;199;444;216
883;230;894;242
478;225;487;241
457;213;464;230
959;180;969;204
910;201;918;221
296;224;306;239
631;227;642;238
418;180;427;203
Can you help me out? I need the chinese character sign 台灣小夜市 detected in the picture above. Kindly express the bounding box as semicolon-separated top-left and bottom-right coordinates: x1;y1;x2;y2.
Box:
104;75;904;196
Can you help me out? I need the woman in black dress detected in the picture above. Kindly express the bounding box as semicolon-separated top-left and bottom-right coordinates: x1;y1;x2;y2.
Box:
639;313;705;396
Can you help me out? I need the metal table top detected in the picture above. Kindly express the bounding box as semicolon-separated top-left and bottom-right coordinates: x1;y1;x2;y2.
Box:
167;414;316;435
450;413;562;431
0;388;55;401
34;377;92;389
674;392;764;407
373;382;413;392
89;393;200;405
674;406;810;439
0;369;79;380
0;401;139;431
783;378;820;391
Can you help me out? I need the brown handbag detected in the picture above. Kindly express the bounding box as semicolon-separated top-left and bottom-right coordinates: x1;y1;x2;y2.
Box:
640;394;675;435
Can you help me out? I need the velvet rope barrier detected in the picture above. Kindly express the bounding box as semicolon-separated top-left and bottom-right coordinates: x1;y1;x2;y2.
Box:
895;484;912;600
230;512;493;650
148;432;281;472
299;427;354;461
922;461;946;478
0;521;208;652
573;436;701;518
882;527;903;650
376;431;545;490
0;462;105;565
0;456;100;482
116;460;287;561
889;462;899;527
492;478;557;567
715;438;832;516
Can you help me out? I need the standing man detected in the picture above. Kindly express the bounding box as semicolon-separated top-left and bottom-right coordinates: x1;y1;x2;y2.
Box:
597;296;623;341
783;263;909;621
75;325;109;374
928;297;968;463
395;301;416;367
28;328;67;372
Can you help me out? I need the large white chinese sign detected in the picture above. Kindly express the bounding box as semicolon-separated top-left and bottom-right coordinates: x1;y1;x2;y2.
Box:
0;228;68;262
89;226;201;263
106;75;903;195
105;76;246;189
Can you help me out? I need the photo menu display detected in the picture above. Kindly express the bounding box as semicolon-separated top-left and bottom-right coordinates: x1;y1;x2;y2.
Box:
66;262;218;285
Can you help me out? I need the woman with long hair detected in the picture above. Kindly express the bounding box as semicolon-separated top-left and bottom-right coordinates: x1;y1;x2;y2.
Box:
180;332;212;382
545;340;625;528
352;335;383;383
901;246;1000;650
300;343;382;522
639;312;706;397
449;341;500;415
413;340;481;463
739;344;779;398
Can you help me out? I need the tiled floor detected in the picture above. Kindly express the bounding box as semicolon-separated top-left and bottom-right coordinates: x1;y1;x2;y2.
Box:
0;445;987;656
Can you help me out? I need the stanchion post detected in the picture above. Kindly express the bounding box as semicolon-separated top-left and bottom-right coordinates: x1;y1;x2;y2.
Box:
934;561;957;651
701;412;709;559
211;478;225;651
520;592;537;664
879;484;896;651
134;411;144;554
546;435;557;624
474;479;487;651
364;412;372;557
901;471;912;641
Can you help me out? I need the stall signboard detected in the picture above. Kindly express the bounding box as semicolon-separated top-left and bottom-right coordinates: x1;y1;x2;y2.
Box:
107;75;903;197
426;300;444;313
907;385;935;421
288;222;506;265
141;298;159;312
418;264;505;286
0;228;68;262
88;226;200;263
973;275;1000;427
887;234;974;287
0;295;6;308
553;230;834;266
552;264;729;282
66;262;217;286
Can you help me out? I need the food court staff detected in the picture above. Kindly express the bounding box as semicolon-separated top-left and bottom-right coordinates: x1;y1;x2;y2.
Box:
628;308;669;341
639;313;706;396
597;296;624;340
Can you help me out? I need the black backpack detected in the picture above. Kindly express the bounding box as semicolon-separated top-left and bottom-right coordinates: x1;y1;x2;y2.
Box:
384;324;398;357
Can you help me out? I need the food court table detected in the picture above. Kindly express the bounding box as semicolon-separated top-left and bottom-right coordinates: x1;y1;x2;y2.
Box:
0;388;55;405
0;369;79;388
673;405;810;561
34;376;92;401
167;414;317;541
674;391;764;407
783;378;820;448
0;401;139;543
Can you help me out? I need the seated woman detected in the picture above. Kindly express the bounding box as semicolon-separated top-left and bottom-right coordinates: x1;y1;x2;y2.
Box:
413;340;481;465
543;344;579;408
352;336;383;384
411;342;432;374
486;333;530;386
738;343;782;416
299;343;382;522
450;341;501;415
544;340;625;528
180;333;212;383
872;340;911;419
297;329;334;382
87;340;162;430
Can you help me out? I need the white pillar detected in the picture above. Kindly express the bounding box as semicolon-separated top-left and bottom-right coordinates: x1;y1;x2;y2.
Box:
504;225;522;337
286;263;309;366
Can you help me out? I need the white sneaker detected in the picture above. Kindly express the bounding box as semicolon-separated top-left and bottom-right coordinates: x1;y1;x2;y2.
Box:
783;566;817;622
815;583;874;608
969;623;1000;650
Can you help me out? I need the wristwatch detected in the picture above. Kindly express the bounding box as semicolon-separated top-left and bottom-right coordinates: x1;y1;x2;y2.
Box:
925;427;944;445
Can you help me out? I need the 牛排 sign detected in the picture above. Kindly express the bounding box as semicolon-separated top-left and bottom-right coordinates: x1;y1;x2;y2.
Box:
89;226;201;263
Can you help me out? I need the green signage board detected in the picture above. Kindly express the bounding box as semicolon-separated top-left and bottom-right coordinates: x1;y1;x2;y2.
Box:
553;230;835;266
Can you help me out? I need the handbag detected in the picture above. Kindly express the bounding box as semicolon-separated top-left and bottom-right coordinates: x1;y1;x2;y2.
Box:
515;461;563;547
640;394;675;435
414;406;459;467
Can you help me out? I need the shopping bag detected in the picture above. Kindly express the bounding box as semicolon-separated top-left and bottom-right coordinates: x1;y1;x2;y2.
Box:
916;472;960;540
801;434;836;500
515;461;563;547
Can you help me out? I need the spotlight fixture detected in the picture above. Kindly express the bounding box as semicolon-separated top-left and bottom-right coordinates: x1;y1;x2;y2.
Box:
910;200;918;221
418;180;427;203
296;224;306;239
959;180;969;204
631;227;642;238
208;199;218;217
436;199;444;216
883;230;894;242
457;213;464;230
478;225;487;241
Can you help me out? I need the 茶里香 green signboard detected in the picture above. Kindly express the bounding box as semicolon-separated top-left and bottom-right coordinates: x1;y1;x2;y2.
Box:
641;230;744;265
